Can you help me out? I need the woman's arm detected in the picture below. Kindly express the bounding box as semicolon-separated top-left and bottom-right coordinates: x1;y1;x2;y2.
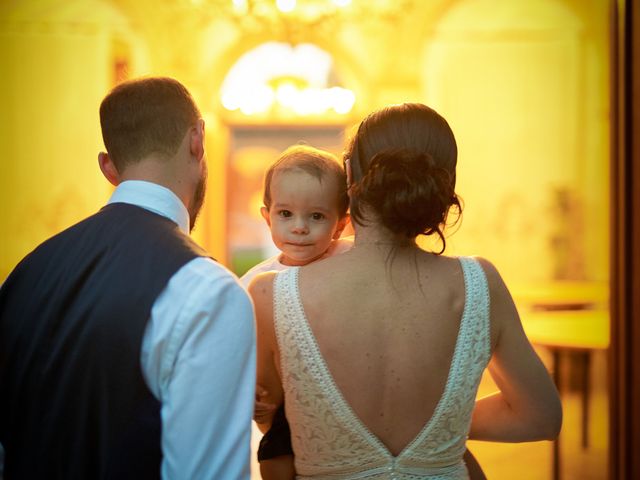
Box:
469;258;562;442
248;272;285;433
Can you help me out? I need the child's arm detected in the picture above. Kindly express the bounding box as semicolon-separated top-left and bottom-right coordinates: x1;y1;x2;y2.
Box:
255;386;278;425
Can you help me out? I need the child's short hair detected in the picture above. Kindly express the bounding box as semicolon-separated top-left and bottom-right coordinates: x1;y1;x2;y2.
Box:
263;145;349;217
100;77;201;171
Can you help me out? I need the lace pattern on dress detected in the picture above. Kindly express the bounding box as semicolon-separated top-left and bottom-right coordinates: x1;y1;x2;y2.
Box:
273;256;491;479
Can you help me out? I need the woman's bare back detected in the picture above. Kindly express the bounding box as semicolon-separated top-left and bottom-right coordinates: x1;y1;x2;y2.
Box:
297;246;469;456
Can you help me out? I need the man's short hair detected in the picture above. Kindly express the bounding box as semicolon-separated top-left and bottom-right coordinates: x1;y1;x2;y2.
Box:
99;77;201;171
263;144;349;217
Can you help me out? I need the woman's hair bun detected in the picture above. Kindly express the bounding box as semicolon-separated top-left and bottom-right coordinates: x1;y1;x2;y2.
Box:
351;149;460;245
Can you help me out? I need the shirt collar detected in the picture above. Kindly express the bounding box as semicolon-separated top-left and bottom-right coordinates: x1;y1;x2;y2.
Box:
107;180;190;235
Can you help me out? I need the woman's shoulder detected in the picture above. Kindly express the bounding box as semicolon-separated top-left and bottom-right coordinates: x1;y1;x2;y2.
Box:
435;254;500;281
417;251;465;274
463;256;506;292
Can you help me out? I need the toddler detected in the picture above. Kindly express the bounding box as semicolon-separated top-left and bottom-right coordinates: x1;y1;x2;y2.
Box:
241;144;352;479
241;144;351;287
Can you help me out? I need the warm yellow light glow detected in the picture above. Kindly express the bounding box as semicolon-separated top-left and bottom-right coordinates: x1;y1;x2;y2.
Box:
231;0;248;13
330;86;356;114
220;41;355;116
332;0;351;7
249;190;265;220
239;85;275;115
276;0;296;13
221;91;240;111
275;82;298;108
294;88;325;115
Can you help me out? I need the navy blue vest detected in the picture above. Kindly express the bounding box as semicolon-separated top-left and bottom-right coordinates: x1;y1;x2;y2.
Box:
0;202;207;479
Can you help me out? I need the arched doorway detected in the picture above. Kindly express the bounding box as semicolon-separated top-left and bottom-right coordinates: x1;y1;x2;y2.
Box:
216;41;357;275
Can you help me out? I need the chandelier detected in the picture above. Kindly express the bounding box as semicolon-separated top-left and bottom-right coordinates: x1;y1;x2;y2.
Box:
188;0;416;43
184;0;416;117
220;42;356;117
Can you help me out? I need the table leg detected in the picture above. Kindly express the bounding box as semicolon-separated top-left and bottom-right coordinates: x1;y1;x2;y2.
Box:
552;349;562;480
581;351;591;449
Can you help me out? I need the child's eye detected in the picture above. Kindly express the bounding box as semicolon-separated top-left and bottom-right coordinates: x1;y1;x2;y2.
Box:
278;210;292;218
311;212;325;221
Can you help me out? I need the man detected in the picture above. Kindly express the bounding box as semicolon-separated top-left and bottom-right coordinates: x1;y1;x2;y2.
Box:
0;77;256;479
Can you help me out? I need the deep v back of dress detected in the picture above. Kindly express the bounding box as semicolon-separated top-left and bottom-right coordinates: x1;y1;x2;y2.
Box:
273;256;491;479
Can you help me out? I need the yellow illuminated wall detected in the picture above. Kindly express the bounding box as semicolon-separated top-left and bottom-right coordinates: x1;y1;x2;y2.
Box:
1;0;609;288
423;0;610;290
0;1;142;279
0;0;612;479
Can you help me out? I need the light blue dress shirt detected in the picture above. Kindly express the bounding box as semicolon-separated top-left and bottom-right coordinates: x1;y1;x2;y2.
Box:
108;180;256;480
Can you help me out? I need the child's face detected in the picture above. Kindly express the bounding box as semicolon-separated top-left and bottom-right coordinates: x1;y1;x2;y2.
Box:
261;169;347;267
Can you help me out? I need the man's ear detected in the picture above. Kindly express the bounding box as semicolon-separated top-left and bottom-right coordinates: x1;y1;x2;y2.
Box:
260;206;271;227
190;119;205;162
98;152;120;186
333;213;350;239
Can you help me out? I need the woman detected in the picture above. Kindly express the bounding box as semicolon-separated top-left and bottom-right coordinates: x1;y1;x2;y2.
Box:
250;103;562;479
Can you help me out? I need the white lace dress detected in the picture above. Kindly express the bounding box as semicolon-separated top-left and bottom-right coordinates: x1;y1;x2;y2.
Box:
273;257;491;479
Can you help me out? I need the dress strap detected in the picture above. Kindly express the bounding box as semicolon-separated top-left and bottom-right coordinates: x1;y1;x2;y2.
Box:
458;256;491;364
272;267;299;391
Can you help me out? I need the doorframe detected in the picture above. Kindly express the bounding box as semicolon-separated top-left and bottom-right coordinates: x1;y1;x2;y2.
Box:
610;0;640;478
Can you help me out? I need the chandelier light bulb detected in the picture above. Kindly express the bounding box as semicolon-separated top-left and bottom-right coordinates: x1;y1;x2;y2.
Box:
276;0;297;13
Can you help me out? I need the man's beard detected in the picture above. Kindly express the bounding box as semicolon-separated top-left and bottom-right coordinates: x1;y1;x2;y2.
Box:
189;163;207;232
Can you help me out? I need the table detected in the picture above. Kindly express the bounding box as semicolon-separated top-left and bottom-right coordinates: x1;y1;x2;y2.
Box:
521;309;609;480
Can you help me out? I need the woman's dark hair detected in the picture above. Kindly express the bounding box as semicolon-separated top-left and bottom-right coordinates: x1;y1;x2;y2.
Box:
345;103;461;253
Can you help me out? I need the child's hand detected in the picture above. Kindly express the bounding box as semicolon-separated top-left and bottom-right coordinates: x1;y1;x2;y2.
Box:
255;386;278;422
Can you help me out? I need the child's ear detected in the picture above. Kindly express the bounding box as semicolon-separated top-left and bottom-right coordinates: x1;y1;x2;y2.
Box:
260;206;271;227
333;214;350;239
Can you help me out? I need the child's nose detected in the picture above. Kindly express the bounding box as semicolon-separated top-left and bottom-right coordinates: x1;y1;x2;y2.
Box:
291;219;309;234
